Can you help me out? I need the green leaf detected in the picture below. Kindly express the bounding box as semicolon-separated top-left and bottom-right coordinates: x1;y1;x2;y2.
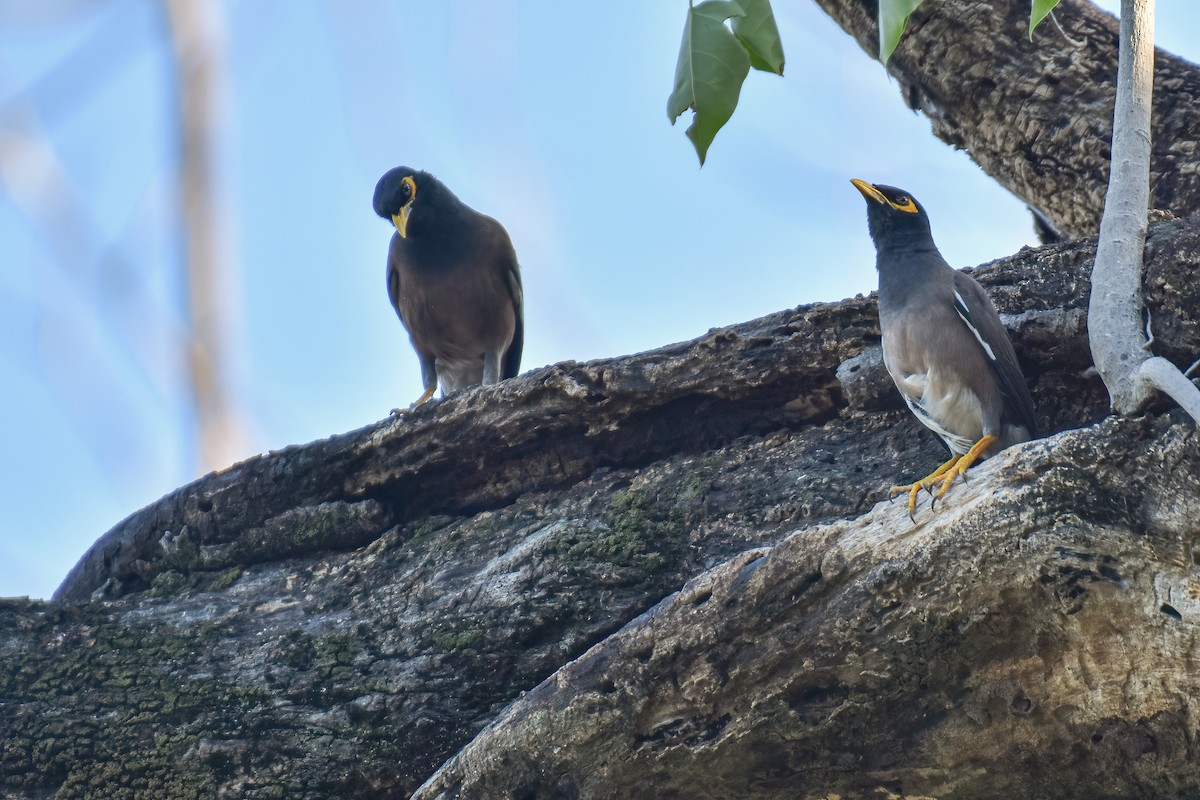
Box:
731;0;785;75
878;0;925;65
667;0;752;165
1029;0;1063;39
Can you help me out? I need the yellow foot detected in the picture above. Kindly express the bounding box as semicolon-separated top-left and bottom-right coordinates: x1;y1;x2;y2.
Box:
890;454;959;522
411;385;437;408
390;386;438;417
929;434;997;508
408;386;436;410
889;434;999;520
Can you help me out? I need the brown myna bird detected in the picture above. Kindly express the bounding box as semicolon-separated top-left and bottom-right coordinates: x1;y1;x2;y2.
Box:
373;167;524;408
850;179;1037;518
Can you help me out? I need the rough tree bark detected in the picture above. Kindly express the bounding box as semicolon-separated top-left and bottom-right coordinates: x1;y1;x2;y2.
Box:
1;215;1197;798
415;416;1200;800
3;2;1200;797
810;0;1200;238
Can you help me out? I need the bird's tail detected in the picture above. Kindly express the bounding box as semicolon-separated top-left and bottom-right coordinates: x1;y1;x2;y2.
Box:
502;318;524;380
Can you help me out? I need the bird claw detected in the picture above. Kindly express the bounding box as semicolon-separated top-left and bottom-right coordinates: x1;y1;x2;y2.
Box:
390;387;438;419
886;482;926;522
888;452;963;521
895;435;998;518
392;387;438;418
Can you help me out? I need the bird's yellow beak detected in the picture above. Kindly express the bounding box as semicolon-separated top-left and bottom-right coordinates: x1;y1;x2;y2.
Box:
850;178;886;205
850;178;919;214
392;206;412;239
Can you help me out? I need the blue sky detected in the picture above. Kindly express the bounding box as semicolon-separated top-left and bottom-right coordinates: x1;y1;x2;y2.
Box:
0;0;1185;599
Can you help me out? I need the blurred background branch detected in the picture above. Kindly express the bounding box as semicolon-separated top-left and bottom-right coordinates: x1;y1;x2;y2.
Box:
165;0;244;474
0;0;248;595
0;1;196;485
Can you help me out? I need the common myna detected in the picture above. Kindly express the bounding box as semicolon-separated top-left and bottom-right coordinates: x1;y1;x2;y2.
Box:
850;179;1037;518
373;167;524;408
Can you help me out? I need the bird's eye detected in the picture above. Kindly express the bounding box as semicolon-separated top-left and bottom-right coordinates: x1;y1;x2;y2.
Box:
401;182;411;196
889;193;919;214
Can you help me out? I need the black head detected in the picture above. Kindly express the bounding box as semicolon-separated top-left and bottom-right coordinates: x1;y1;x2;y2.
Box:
373;166;458;240
850;179;936;255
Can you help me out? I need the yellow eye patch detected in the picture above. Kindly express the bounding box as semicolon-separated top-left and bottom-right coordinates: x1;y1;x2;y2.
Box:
849;179;920;214
393;176;418;237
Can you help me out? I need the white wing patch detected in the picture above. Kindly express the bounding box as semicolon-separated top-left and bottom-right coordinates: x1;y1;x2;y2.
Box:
903;394;974;454
897;367;981;455
953;290;997;362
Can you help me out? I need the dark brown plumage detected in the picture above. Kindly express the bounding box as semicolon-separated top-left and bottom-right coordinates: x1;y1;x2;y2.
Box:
851;178;1037;518
373;167;523;407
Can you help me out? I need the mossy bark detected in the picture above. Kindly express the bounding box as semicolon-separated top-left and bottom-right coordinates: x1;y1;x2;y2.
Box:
1;218;1197;798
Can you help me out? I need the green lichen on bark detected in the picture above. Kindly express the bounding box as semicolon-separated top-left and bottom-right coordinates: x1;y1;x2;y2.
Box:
0;601;277;798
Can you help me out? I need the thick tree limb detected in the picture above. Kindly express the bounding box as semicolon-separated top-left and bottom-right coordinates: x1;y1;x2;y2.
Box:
4;218;1195;798
809;0;1200;238
414;416;1200;800
9;6;1200;797
58;214;1200;606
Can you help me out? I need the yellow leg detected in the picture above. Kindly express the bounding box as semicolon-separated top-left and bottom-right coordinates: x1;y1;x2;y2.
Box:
411;385;437;408
390;385;438;417
889;434;999;520
929;434;997;508
890;454;960;521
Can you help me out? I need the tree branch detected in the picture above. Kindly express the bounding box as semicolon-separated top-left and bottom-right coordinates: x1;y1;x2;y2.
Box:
1087;0;1200;422
1138;356;1200;419
164;0;246;474
809;0;1200;238
416;418;1200;800
11;214;1200;797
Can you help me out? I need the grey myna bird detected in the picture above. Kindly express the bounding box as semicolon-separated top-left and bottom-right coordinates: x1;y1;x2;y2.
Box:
373;167;524;408
851;179;1037;518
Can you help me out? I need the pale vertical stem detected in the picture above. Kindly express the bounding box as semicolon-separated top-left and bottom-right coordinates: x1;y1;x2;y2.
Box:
1088;0;1152;412
1088;0;1200;421
1087;0;1153;413
164;0;244;473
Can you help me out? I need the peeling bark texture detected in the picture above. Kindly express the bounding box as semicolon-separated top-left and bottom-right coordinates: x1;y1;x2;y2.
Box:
810;0;1200;239
0;218;1194;798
